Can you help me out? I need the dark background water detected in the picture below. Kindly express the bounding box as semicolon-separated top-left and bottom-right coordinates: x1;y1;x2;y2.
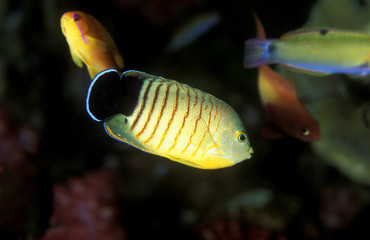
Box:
1;0;370;239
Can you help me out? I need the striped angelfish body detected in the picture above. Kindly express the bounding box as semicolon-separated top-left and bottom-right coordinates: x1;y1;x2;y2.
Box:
87;69;253;169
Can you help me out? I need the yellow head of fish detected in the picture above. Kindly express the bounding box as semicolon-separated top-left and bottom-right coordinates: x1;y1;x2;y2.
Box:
213;123;254;168
61;11;124;78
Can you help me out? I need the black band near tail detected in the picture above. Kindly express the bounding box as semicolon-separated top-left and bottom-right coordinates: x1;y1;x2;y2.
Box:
86;69;146;121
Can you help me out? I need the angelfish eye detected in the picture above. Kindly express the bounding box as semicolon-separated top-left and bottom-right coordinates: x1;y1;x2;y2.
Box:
301;128;310;136
73;14;81;22
236;131;247;144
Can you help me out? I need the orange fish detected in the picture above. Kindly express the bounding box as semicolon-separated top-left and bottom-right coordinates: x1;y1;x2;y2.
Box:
61;11;124;78
252;14;320;141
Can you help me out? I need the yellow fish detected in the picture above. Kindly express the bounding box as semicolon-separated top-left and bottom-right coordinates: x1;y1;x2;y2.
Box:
61;11;124;78
86;69;253;169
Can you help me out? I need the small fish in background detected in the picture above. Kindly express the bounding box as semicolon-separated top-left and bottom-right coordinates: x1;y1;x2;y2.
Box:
306;0;370;30
312;97;370;185
86;69;253;169
258;66;321;141
285;0;370;184
165;11;221;53
244;21;370;76
61;11;124;78
250;14;320;141
288;53;370;181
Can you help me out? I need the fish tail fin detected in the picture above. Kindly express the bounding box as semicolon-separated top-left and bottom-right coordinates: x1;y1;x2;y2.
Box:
86;69;124;121
244;39;273;68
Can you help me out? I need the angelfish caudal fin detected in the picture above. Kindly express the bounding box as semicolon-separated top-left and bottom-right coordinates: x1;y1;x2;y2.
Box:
86;69;125;121
244;39;274;68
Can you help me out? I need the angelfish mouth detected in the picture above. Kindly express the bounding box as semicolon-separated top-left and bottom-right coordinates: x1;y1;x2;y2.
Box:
247;147;254;158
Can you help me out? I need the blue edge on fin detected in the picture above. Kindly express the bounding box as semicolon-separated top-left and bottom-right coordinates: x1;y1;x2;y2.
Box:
86;68;119;122
244;38;271;68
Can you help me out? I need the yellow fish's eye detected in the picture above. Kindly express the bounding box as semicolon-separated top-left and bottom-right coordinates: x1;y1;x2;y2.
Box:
73;14;81;22
301;128;310;136
235;131;247;144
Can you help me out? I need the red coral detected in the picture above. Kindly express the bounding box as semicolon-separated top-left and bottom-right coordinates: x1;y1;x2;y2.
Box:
0;104;40;238
319;185;361;230
41;169;126;240
195;217;287;240
198;218;244;240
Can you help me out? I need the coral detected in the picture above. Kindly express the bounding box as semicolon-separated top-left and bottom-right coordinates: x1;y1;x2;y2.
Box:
198;218;244;240
195;217;286;240
41;169;126;240
0;104;40;239
319;185;361;230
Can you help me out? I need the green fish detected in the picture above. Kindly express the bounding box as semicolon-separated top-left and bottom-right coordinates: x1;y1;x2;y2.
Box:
244;27;370;76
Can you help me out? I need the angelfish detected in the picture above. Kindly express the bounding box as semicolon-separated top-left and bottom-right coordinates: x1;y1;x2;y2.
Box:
61;11;124;78
86;69;253;169
244;23;370;76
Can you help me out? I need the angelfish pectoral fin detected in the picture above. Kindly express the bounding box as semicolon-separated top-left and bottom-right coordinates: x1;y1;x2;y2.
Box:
208;147;229;159
189;118;218;156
